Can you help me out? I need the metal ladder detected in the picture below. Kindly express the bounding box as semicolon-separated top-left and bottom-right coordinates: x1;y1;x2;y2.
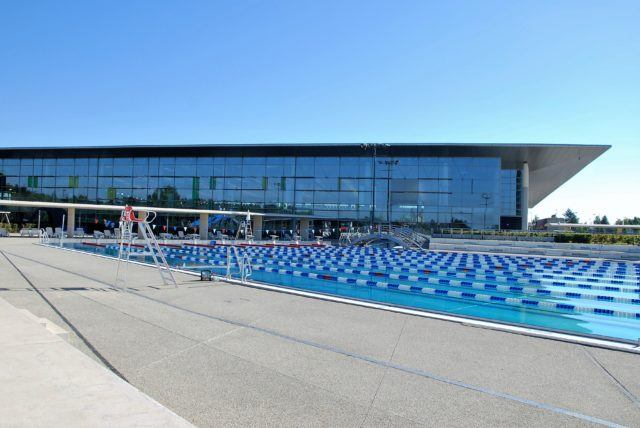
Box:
39;228;50;244
234;212;254;242
244;218;254;242
115;214;178;290
226;245;253;282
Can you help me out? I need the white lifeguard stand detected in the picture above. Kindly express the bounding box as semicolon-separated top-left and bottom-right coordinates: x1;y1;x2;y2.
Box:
114;206;177;289
235;211;254;242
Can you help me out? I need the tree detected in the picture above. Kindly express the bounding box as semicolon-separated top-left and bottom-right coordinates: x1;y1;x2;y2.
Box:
564;209;579;224
148;186;181;208
600;215;609;225
593;215;601;225
616;217;640;225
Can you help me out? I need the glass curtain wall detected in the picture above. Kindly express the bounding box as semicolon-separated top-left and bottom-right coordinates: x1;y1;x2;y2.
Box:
0;155;507;229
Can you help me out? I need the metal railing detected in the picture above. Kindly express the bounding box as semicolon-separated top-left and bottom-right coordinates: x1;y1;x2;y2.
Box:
339;224;431;250
38;228;50;244
226;245;253;283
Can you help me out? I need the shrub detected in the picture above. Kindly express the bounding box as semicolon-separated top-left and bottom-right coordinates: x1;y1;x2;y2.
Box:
554;233;640;246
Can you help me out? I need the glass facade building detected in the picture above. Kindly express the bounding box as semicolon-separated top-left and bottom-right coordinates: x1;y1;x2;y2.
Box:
0;143;610;232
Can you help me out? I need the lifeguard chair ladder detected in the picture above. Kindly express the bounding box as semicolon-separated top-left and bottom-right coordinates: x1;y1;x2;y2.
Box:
234;211;254;242
114;206;178;290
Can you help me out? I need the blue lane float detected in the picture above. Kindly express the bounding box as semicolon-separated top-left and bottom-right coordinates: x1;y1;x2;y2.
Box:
90;242;640;342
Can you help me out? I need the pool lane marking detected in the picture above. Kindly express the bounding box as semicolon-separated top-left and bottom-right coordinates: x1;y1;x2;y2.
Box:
165;245;640;289
33;244;640;351
0;250;129;382
6;250;629;428
159;248;640;308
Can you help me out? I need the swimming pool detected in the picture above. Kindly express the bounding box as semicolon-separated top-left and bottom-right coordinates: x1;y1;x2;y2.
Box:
61;241;640;343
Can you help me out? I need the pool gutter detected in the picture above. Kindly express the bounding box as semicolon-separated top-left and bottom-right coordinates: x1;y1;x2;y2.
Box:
38;243;640;355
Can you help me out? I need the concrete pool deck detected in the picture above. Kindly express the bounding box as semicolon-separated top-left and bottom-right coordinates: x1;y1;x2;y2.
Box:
1;239;639;427
0;294;193;427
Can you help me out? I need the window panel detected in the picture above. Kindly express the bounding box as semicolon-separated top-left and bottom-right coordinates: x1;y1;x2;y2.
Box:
315;158;339;177
175;177;193;188
132;176;148;189
224;189;241;202
113;176;132;188
314;177;338;191
339;178;357;191
241;190;264;203
296;178;314;190
196;163;213;176
339;158;360;177
265;163;284;177
159;158;175;176
98;158;113;175
225;158;242;176
224;177;241;190
113;163;133;176
159;177;174;187
3;165;20;175
175;157;196;165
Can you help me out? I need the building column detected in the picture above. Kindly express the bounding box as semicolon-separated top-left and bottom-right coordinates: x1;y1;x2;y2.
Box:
300;219;310;240
521;162;529;231
66;207;75;235
253;215;263;240
199;213;209;240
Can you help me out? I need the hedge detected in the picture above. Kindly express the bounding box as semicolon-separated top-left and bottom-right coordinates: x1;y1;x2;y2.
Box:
554;233;640;246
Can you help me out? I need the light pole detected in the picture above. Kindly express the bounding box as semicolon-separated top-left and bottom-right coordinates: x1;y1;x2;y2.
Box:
481;193;491;230
274;180;282;212
378;159;398;230
361;143;390;229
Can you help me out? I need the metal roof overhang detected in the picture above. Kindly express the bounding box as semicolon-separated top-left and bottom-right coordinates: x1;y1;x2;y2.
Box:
0;143;610;208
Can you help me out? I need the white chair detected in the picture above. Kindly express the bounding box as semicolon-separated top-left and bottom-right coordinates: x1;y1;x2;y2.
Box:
20;228;30;237
181;230;199;240
53;227;68;238
104;230;114;239
74;228;85;238
0;228;8;237
93;230;105;239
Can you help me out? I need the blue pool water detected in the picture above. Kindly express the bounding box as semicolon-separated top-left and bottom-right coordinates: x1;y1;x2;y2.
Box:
62;242;640;343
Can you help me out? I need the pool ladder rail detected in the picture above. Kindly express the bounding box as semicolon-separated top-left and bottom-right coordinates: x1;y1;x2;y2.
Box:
226;245;253;283
39;228;50;244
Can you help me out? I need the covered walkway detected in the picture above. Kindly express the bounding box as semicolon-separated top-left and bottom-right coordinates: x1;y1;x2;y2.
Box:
0;199;323;241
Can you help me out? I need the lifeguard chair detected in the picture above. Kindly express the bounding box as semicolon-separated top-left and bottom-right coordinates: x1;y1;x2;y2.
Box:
114;206;177;289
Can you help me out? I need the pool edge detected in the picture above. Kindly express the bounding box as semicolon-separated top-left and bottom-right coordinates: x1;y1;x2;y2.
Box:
38;243;640;355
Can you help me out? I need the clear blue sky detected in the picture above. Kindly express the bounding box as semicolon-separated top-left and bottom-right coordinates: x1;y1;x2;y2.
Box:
1;1;638;221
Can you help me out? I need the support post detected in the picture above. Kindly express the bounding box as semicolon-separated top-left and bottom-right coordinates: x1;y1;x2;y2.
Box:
199;213;209;240
253;215;263;240
137;211;147;238
521;162;529;231
66;207;75;236
300;219;310;241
